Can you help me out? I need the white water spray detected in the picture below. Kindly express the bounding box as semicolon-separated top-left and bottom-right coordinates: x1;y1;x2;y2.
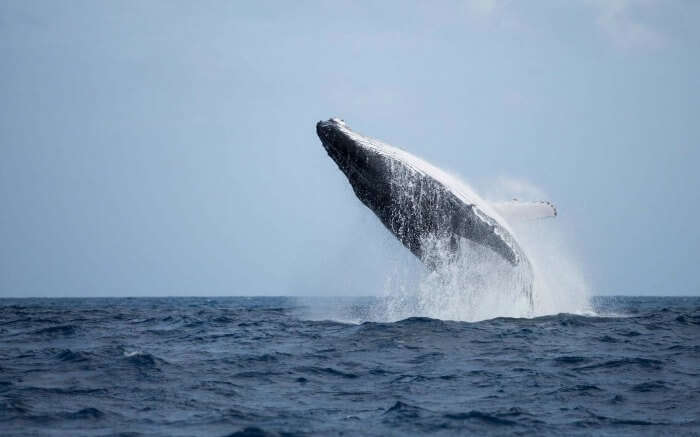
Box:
371;174;591;322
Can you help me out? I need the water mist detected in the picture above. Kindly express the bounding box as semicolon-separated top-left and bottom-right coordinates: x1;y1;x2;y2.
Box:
373;175;590;322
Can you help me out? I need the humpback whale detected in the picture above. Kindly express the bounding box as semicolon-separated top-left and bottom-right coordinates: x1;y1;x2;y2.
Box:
317;118;556;300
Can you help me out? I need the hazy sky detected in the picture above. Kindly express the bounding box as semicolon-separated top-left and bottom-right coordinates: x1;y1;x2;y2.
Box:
1;1;698;297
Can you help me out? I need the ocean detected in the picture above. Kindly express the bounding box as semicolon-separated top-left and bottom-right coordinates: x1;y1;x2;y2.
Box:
0;296;698;436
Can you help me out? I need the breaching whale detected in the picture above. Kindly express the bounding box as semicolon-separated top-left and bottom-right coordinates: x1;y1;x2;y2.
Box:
316;118;556;301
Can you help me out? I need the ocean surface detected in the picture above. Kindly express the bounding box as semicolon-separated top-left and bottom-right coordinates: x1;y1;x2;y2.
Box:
0;296;698;436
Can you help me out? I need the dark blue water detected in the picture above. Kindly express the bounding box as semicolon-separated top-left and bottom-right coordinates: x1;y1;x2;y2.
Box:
0;297;698;436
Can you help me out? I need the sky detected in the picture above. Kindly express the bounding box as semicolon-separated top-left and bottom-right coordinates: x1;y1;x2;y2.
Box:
1;0;698;297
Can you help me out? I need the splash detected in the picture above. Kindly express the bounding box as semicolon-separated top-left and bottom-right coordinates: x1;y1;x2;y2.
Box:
371;175;590;322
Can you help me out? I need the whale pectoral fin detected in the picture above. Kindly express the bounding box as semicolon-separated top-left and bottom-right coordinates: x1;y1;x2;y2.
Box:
492;200;557;222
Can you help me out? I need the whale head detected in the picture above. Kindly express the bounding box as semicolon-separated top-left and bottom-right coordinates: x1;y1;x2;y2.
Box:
316;118;391;206
316;118;358;169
